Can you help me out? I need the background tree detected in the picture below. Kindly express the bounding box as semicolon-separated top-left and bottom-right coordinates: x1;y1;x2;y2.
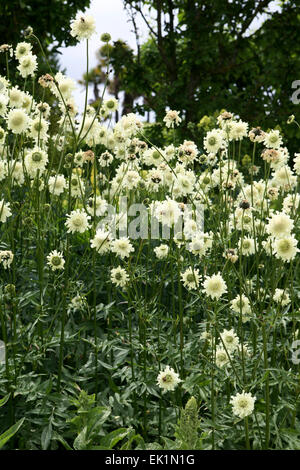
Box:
0;0;91;76
82;39;141;123
85;0;300;150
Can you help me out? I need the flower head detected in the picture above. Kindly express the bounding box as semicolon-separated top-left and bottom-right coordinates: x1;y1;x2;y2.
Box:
0;250;14;269
163;110;182;128
203;272;227;299
47;250;65;271
154;244;169;259
110;266;129;287
220;329;239;352
65;209;91;234
266;212;294;239
90;229;111;254
110;237;134;259
157;365;182;392
70;14;96;40
0;200;12;223
181;267;201;290
230;391;256;419
7;109;30;134
274;236;298;262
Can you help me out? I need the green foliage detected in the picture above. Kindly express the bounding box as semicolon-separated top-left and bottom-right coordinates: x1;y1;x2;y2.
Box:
0;418;25;449
106;1;300;151
134;397;208;450
0;0;91;78
0;394;24;449
173;396;203;450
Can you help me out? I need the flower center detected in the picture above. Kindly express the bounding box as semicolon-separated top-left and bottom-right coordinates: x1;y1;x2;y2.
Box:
279;240;290;253
32;152;42;162
162;373;173;383
51;256;61;266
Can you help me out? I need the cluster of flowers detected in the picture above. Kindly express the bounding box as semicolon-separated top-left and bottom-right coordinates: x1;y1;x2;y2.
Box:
0;14;299;424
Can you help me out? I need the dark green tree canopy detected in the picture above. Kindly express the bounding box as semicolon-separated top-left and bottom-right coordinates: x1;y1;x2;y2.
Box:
0;0;91;49
116;0;300;147
0;0;91;76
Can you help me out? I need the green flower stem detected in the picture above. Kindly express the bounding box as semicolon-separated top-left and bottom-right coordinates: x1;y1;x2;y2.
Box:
262;320;270;449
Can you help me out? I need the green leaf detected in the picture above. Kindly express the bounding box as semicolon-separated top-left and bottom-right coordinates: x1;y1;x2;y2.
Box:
41;422;52;450
52;432;73;450
0;418;25;449
0;394;10;408
98;427;133;449
73;426;89;450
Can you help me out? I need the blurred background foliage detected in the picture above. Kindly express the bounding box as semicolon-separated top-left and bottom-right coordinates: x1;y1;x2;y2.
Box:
1;0;300;151
87;1;300;151
0;0;91;83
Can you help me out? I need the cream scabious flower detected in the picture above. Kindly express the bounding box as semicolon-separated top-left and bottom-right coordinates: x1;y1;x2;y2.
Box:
163;110;182;128
15;42;32;60
178;140;198;165
204;129;226;154
0;200;12;223
65;209;91;234
17;53;37;78
175;173;194;195
229;120;249;141
104;98;119;113
87;196;108;217
9;160;24;185
283;194;300;215
70;174;85;197
7;108;30;134
266;212;294;238
143;148;165;166
272;165;297;191
264;129;282;149
153;198;182;227
110;237;134;259
273;288;290;306
220;329;239;353
0;94;8;116
52;72;76;100
181;267;201;290
21;91;34;112
48;174;67;196
9;86;24;107
230;391;256;419
216;347;231;368
154;244;169;259
231;294;252;322
157;365;182;392
231;294;251;314
110;266;129;287
0;250;14;269
0;160;7;181
29;116;49;140
188;234;207;257
46;250;65;271
98;151;114;167
24;147;48;176
203;272;227;299
90;229;111;254
124;170;141;190
70;13;96;40
238;236;255;256
273;236;299;262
